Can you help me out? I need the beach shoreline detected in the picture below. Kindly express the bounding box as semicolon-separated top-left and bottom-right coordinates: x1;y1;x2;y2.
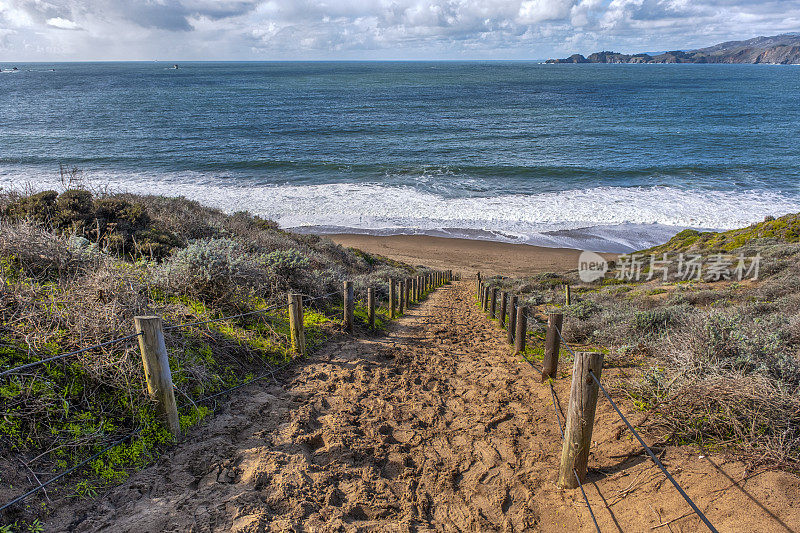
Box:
325;233;619;277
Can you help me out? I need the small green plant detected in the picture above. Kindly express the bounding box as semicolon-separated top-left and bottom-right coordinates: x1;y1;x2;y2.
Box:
566;300;600;320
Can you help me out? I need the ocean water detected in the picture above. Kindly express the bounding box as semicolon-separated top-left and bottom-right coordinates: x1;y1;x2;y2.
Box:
1;61;799;252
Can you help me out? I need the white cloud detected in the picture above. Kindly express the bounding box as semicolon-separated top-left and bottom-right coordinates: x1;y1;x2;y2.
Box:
518;0;573;24
0;0;798;60
46;16;80;29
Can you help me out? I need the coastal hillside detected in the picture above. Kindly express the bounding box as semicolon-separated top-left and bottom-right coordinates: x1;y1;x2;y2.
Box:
547;32;800;64
0;187;424;528
484;214;800;477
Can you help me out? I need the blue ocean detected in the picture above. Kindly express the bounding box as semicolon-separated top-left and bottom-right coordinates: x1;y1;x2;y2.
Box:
2;62;799;252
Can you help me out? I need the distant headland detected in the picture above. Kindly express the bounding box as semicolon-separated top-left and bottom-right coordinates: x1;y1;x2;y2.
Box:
546;33;800;64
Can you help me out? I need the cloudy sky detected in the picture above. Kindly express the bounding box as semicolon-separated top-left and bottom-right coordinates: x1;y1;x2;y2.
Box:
0;0;798;61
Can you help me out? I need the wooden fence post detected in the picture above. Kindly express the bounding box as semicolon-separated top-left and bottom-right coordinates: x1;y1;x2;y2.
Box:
389;279;396;319
482;286;489;311
406;278;411;307
500;292;508;328
558;352;604;489
398;280;405;314
367;288;375;329
507;295;518;345
288;293;306;357
514;305;527;354
135;316;180;438
565;284;571;306
542;312;563;381
477;271;482;283
490;288;498;318
343;281;354;332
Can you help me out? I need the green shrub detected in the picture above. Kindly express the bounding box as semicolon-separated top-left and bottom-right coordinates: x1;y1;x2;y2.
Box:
566;300;600;320
155;238;268;301
3;190;58;223
700;312;798;384
265;249;310;276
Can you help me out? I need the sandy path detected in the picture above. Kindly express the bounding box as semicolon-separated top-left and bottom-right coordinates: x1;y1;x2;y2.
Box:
50;282;800;532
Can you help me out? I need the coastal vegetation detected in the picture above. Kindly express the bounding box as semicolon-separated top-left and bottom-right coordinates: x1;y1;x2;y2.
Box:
0;187;419;526
484;214;800;473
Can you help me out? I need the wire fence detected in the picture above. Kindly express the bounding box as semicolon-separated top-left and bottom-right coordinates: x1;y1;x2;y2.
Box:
0;273;449;517
0;428;141;515
551;324;718;532
477;276;718;533
552;315;718;532
0;331;143;378
0;290;332;515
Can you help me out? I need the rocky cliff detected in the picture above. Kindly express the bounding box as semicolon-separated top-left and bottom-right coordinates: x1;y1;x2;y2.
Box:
546;33;800;64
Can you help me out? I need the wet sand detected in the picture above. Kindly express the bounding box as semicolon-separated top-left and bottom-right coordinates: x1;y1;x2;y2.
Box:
326;234;618;277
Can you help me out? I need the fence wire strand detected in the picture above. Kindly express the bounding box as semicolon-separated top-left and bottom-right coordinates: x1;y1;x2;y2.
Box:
0;428;141;514
0;332;144;378
554;324;718;533
574;468;602;533
164;302;288;331
589;369;718;533
549;381;565;439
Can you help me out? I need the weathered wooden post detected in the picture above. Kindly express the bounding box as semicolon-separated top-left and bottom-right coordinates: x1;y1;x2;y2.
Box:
542;312;564;381
367;287;375;329
389;279;396;319
514;305;527;354
405;278;411;307
135;316;180;438
481;286;488;311
499;292;508;328
490;288;498;319
343;281;354;332
288;293;306;356
565;284;572;306
507;295;518;344
558;352;604;489
398;280;405;314
416;276;421;300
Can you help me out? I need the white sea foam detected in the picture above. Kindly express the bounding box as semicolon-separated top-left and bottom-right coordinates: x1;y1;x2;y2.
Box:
3;169;799;252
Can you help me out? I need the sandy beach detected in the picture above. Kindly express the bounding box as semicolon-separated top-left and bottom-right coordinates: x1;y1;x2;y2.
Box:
326;234;618;277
